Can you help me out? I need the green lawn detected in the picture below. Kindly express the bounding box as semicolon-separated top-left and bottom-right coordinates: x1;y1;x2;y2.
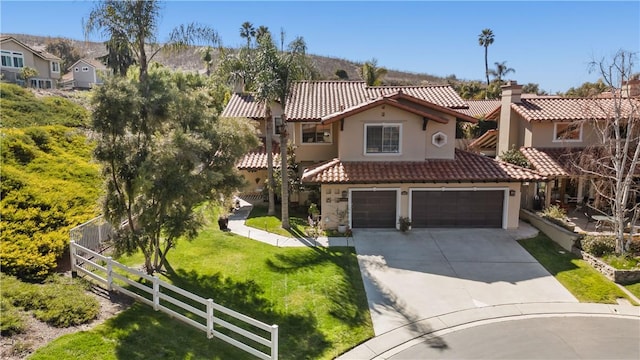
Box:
625;282;640;299
245;205;310;238
32;217;373;360
518;234;635;304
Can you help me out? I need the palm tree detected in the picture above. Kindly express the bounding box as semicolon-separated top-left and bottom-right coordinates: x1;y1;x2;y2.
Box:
358;58;387;86
254;33;315;227
256;25;270;42
478;28;494;87
199;46;213;76
239;21;255;48
488;61;515;84
98;30;137;76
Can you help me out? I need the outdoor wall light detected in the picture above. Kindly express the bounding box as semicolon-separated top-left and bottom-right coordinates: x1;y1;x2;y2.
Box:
509;190;516;196
341;190;348;198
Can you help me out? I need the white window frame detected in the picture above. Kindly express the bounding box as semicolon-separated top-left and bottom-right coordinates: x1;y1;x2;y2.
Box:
82;66;89;72
51;61;60;73
272;116;282;136
364;123;402;155
1;50;24;68
553;122;583;142
300;122;333;144
74;67;79;72
30;79;53;89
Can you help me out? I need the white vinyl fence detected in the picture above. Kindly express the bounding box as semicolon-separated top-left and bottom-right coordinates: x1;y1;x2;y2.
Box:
70;241;278;360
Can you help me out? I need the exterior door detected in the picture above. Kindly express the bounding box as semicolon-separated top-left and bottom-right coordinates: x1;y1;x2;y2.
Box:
411;190;504;228
351;190;397;228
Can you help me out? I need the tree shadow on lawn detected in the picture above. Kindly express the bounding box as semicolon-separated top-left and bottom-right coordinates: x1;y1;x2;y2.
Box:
265;246;371;327
162;264;330;360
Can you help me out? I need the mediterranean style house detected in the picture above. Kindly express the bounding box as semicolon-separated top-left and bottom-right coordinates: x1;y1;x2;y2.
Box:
470;80;640;211
0;36;61;89
222;81;544;230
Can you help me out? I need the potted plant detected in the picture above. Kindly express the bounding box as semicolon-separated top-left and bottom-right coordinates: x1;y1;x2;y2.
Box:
308;203;320;222
336;206;348;234
399;216;411;232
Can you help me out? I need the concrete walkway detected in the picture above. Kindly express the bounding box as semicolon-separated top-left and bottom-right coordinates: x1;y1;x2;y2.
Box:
227;198;352;247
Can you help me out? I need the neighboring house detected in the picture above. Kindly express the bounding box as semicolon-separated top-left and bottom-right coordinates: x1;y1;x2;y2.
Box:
476;81;639;210
223;81;544;230
66;59;108;89
0;35;61;88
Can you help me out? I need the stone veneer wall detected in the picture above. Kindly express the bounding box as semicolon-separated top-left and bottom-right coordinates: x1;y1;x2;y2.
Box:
572;249;640;284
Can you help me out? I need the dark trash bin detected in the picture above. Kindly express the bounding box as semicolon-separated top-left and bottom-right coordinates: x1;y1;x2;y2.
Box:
218;216;229;231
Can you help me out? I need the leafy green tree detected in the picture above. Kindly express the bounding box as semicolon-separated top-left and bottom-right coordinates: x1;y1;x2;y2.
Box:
358;58;387;86
335;69;349;79
478;28;494;86
20;67;38;87
44;38;81;71
561;79;608;97
98;30;137;76
200;46;213;76
488;61;515;84
92;69;258;274
522;83;548;95
240;21;256;48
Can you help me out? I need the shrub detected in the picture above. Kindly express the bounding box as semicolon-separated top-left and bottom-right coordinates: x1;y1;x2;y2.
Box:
542;205;566;219
0;298;27;336
1;274;100;328
581;235;616;257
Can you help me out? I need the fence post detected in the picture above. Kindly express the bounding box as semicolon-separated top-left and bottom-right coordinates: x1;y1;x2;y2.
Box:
271;324;279;360
106;257;113;291
153;275;160;311
206;298;214;339
70;241;77;278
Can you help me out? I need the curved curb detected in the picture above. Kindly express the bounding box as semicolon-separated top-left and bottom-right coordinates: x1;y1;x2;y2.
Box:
337;302;640;359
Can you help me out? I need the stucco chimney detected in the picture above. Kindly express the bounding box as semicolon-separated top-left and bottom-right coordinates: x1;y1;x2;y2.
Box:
497;81;523;156
622;79;640;97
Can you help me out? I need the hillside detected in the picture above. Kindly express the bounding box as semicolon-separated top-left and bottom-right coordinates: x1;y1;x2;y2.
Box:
6;33;450;85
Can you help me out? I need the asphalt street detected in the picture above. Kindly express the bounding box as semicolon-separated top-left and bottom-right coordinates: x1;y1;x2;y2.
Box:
388;316;640;359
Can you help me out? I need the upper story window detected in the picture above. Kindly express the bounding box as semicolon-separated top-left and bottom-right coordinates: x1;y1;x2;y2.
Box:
365;123;401;154
273;116;282;135
82;66;89;72
301;123;332;144
553;122;582;142
51;61;60;73
1;50;24;68
74;67;79;72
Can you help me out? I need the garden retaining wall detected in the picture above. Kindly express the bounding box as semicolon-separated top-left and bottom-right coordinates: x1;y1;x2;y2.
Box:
572;249;640;284
520;209;580;252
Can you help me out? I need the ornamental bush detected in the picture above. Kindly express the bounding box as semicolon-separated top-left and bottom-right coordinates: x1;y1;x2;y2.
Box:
581;235;616;257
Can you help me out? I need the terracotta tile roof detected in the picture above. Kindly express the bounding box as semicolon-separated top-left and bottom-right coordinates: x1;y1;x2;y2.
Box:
286;81;468;121
221;93;265;118
236;141;280;170
456;100;500;118
468;129;498;150
301;149;545;184
491;97;640;122
320;91;477;124
520;147;583;177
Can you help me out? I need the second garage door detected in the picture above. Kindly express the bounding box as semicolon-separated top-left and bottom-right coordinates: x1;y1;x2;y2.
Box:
411;190;504;228
351;190;397;228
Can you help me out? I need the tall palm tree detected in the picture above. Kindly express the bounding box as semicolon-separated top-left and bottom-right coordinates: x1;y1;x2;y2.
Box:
358;58;387;86
256;25;270;42
239;21;255;48
255;33;315;227
488;61;516;84
199;46;213;76
478;28;494;87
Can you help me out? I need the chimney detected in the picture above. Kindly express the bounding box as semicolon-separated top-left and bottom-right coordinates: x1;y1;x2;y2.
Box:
497;81;523;157
622;79;640;97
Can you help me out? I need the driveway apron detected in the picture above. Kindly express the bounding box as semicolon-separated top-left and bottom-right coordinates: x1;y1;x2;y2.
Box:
353;227;578;335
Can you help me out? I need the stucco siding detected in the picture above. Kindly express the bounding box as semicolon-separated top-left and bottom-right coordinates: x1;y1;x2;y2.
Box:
318;182;522;230
337;105;457;162
293;122;339;162
530;121;600;148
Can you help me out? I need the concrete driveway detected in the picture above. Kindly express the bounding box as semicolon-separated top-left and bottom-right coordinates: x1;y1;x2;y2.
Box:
353;224;578;335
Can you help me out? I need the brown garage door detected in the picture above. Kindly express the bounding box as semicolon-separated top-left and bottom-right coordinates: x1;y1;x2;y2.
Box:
351;191;397;228
411;190;504;228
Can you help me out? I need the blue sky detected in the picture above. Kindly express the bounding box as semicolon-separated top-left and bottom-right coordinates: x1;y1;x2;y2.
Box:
1;1;639;93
